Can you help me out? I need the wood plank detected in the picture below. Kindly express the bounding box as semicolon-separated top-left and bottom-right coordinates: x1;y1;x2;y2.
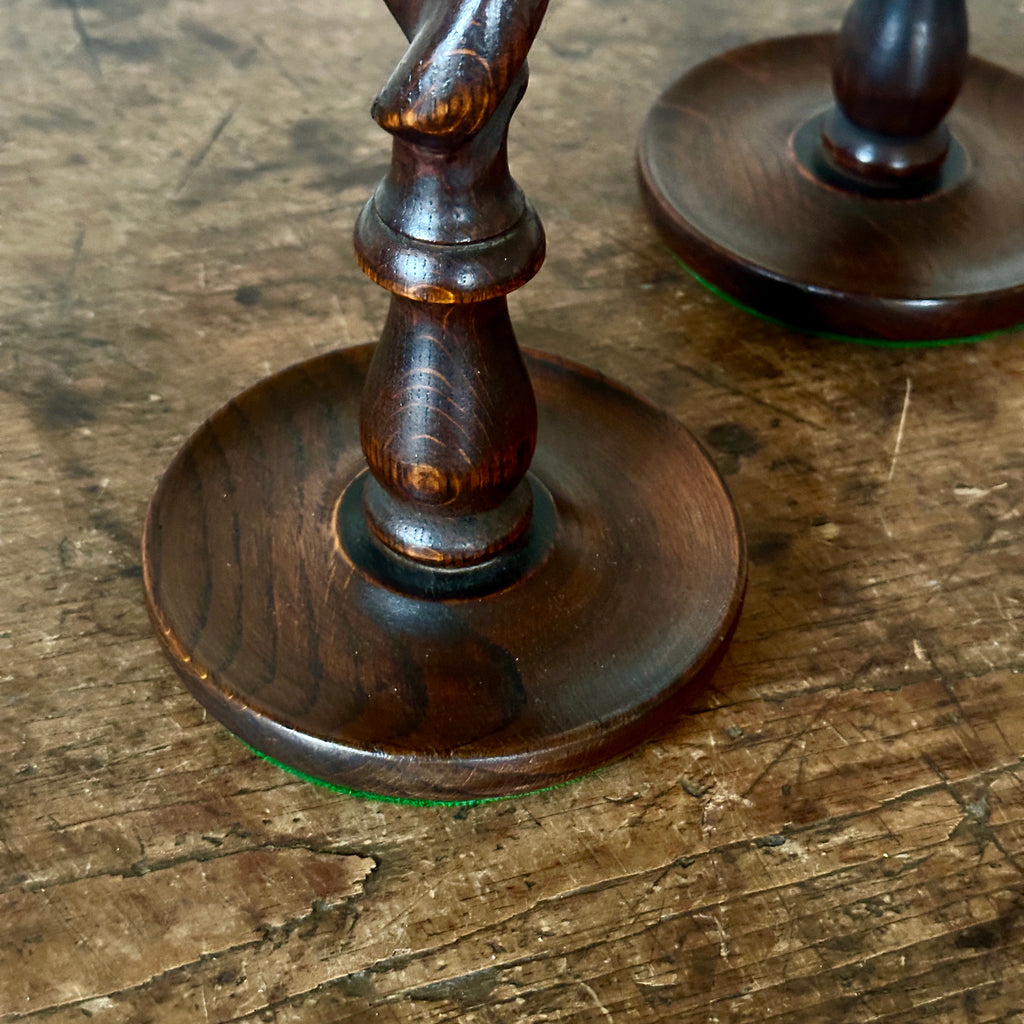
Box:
1;849;374;1015
3;0;1024;1020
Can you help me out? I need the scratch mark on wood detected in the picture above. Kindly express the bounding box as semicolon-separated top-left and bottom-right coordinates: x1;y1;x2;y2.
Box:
176;108;236;195
712;913;731;960
67;0;101;76
61;229;86;319
254;34;305;91
694;911;731;961
579;980;614;1022
740;733;803;800
954;481;1009;502
684;363;826;430
887;377;913;483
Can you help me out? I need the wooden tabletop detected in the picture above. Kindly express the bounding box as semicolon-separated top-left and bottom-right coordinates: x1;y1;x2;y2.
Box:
4;1;1024;1021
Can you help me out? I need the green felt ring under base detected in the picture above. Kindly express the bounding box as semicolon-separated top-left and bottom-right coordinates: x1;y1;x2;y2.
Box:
677;256;1023;350
245;743;596;807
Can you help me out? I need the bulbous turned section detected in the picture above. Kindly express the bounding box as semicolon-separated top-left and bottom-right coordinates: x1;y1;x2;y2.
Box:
352;0;551;582
360;296;537;567
818;0;968;192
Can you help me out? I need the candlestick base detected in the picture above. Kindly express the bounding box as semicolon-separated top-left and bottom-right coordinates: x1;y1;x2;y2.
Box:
142;343;746;802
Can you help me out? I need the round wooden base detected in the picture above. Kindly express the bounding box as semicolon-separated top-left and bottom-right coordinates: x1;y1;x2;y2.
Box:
637;34;1024;341
142;344;746;802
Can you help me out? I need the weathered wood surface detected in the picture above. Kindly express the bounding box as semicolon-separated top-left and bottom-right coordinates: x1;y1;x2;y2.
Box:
2;0;1024;1020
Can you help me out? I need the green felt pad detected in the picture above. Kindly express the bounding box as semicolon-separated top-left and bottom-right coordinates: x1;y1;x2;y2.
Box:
245;743;594;807
677;257;1020;349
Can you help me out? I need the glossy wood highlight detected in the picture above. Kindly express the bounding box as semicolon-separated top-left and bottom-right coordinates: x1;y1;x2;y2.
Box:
822;0;968;191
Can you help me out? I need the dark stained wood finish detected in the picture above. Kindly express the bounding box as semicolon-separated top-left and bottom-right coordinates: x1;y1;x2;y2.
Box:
142;344;745;800
9;0;1024;1018
353;0;548;303
638;13;1024;340
359;296;539;568
822;0;968;190
353;0;548;569
140;0;746;800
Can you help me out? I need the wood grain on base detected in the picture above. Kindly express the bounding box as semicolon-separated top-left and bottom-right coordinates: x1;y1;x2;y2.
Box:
142;345;746;800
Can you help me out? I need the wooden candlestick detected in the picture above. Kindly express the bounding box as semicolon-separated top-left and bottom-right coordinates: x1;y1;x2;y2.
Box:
638;0;1024;341
142;0;746;802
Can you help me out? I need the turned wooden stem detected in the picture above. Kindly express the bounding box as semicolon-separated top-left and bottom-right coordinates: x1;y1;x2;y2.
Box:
359;296;537;565
820;0;968;189
354;0;549;569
